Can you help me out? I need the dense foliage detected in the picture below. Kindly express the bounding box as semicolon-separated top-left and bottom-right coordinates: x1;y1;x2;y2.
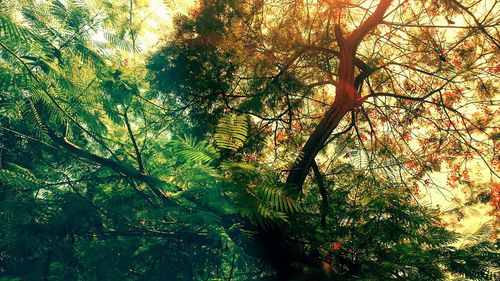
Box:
0;0;498;280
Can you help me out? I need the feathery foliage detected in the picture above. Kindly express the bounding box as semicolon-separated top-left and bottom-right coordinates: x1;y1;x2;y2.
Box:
215;114;248;151
1;1;498;280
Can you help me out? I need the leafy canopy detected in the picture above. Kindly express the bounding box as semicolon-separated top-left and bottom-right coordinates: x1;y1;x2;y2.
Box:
0;0;499;280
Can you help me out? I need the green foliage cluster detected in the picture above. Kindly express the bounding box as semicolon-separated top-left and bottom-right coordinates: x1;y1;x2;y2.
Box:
146;0;238;137
147;0;309;139
293;168;499;280
0;1;277;279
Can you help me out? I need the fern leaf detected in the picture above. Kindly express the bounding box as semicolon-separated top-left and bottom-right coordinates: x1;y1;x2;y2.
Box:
255;185;302;214
0;16;32;44
0;163;39;188
171;135;219;164
103;32;140;52
215;114;248;151
24;99;49;137
255;204;288;225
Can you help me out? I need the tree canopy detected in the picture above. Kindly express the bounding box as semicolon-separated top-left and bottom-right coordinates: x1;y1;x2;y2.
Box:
0;0;499;280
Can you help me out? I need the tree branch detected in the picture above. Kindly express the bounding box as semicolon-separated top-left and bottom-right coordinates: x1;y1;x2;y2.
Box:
286;0;392;192
124;110;145;172
346;0;393;50
0;40;119;160
312;160;328;228
45;128;169;201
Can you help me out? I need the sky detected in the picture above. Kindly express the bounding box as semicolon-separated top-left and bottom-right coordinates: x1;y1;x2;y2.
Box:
137;0;196;51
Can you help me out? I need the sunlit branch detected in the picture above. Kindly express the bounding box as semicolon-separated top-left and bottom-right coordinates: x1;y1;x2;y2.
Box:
382;21;500;29
0;40;120;160
447;0;500;49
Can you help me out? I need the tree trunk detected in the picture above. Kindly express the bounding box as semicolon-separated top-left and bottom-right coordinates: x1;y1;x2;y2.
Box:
262;1;393;279
286;95;354;192
286;0;392;192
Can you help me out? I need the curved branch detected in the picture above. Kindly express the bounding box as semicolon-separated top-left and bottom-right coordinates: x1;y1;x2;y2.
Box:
0;40;119;160
46;129;169;200
346;0;393;50
286;0;392;192
447;0;500;49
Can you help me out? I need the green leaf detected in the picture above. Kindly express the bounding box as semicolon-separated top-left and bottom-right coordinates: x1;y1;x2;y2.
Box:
171;135;219;164
214;114;248;151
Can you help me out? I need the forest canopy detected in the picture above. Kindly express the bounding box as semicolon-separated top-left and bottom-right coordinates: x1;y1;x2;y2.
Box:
0;0;499;280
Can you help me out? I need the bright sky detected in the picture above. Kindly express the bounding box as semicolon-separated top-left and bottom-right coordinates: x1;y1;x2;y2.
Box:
138;0;196;51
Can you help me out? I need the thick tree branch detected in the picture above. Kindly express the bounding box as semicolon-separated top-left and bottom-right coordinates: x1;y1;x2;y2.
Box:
44;127;169;201
346;0;393;49
286;0;392;192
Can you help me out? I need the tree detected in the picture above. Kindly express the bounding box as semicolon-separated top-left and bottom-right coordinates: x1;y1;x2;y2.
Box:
295;168;499;280
149;0;499;278
1;0;498;280
152;0;498;189
0;1;297;279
